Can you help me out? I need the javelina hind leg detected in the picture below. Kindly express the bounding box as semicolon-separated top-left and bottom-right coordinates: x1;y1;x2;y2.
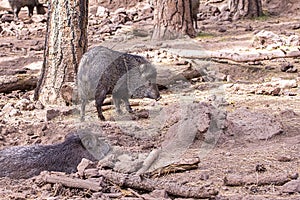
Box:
80;99;87;121
113;97;123;114
27;6;34;17
95;88;107;120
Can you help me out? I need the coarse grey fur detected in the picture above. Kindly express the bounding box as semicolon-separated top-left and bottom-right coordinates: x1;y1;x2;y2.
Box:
8;0;46;20
77;46;160;121
0;131;110;179
191;0;200;29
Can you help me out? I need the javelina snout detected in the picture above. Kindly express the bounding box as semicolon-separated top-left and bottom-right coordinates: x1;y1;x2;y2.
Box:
78;46;160;121
132;63;160;100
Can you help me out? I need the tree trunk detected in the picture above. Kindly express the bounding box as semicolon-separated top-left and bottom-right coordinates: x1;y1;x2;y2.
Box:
34;0;88;105
229;0;262;20
152;0;196;40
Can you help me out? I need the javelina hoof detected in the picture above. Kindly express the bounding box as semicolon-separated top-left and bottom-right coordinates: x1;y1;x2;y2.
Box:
98;113;106;121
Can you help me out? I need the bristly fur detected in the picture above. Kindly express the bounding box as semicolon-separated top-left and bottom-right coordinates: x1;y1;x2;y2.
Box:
0;133;97;179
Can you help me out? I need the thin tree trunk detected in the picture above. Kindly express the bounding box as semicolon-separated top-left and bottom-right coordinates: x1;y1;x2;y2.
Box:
229;0;262;20
152;0;196;40
34;0;88;105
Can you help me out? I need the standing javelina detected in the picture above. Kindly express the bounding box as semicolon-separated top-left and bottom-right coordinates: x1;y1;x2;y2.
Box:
0;132;108;179
78;46;160;121
191;0;200;29
8;0;46;20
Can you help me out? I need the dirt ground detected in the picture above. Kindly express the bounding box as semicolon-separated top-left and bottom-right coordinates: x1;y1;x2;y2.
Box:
0;0;299;199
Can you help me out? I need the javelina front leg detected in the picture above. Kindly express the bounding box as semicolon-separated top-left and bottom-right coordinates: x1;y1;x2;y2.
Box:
113;97;123;114
13;8;20;20
123;98;133;113
95;88;107;121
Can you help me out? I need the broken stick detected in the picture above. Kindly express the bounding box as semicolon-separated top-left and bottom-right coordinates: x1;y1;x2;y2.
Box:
224;172;298;186
41;172;102;191
98;170;218;199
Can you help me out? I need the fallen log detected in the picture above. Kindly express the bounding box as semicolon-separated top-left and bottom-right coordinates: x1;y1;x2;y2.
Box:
0;74;38;93
224;173;298;186
167;48;300;63
41;172;102;191
98;170;218;199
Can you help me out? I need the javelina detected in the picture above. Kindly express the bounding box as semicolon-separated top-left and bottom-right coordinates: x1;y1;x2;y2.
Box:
0;131;110;179
191;0;200;29
8;0;46;20
78;46;160;121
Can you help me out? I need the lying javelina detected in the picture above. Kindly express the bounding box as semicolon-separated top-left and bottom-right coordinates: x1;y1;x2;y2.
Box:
8;0;46;20
77;46;160;121
0;131;110;179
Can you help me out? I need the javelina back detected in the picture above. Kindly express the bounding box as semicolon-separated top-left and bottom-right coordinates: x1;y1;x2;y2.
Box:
8;0;46;20
0;131;110;179
78;46;160;121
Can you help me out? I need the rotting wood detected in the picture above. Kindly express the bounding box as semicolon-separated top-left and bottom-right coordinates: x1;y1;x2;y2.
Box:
98;170;218;199
224;172;299;186
0;74;38;93
143;157;200;178
41;173;102;191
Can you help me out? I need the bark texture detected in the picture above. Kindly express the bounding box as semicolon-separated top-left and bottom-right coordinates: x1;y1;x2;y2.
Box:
229;0;262;20
34;0;88;105
152;0;196;40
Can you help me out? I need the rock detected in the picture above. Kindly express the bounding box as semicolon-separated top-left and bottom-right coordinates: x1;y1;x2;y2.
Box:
226;108;283;140
77;158;95;177
34;101;44;110
1;14;14;23
15;98;35;111
281;62;294;72
255;163;267;173
245;24;253;31
218;27;226;32
31;15;47;23
114;153;144;173
96;6;109;18
45;109;60;121
45;107;78;121
143;189;169;199
282;179;300;194
1;103;14;115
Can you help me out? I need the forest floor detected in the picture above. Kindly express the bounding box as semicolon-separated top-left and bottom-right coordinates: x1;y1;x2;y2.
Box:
0;0;299;199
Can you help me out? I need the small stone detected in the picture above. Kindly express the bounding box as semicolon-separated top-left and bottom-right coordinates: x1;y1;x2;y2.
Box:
282;180;300;194
218;27;226;32
281;62;293;72
277;155;293;162
255;163;267;173
77;158;94;177
46;109;60;121
245;24;253;31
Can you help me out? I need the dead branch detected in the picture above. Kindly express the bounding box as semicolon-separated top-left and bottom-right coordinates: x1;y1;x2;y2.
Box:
143;157;200;178
41;172;102;191
224;173;298;186
98;170;218;199
209;49;300;62
133;15;154;23
0;74;38;93
167;48;300;63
